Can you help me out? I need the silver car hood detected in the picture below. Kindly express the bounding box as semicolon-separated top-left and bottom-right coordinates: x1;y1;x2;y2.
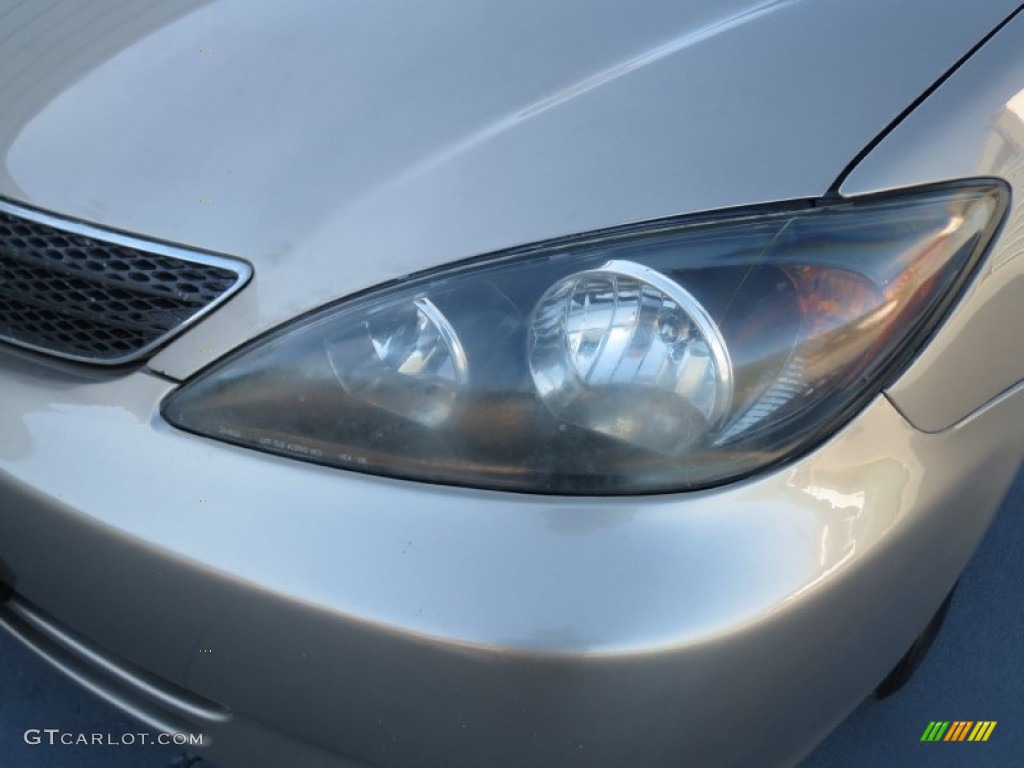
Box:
0;0;1016;378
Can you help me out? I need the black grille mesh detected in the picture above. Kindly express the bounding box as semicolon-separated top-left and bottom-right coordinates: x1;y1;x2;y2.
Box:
0;208;244;363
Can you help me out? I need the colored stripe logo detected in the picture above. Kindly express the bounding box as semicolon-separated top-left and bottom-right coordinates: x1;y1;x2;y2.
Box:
920;721;997;742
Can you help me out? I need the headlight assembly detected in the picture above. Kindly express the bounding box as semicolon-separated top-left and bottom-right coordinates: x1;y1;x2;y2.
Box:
162;182;1007;493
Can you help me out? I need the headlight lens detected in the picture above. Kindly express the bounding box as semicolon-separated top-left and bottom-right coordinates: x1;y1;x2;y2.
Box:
162;183;1007;493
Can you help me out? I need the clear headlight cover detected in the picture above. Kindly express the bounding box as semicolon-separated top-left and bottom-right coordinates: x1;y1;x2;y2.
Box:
162;183;1007;494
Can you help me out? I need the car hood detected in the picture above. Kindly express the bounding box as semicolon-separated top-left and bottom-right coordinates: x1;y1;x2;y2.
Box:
0;0;1016;378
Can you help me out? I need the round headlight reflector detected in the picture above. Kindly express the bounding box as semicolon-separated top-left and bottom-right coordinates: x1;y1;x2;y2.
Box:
325;297;468;428
528;260;733;454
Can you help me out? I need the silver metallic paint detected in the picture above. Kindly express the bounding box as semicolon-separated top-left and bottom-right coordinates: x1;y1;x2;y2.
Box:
843;12;1024;432
2;1;1024;767
0;0;1017;378
1;341;1023;766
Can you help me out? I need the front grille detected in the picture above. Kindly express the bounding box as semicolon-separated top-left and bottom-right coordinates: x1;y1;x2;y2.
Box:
0;199;251;364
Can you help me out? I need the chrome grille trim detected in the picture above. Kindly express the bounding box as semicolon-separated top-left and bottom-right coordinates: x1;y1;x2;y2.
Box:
0;198;252;365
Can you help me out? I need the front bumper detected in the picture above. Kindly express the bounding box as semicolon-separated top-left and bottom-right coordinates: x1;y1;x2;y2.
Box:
1;345;1022;768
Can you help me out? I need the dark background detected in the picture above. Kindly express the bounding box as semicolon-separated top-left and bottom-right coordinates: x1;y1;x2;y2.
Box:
2;470;1021;768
